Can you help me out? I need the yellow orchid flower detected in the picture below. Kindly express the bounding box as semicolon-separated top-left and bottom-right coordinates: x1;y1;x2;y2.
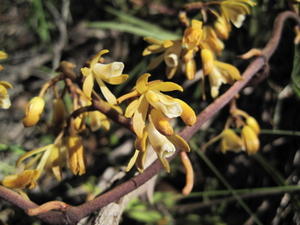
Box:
118;73;196;138
23;96;45;127
201;26;225;55
201;49;241;98
0;81;12;109
220;0;256;28
143;38;182;79
81;49;128;105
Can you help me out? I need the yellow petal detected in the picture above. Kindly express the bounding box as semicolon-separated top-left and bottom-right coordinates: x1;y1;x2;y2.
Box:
136;149;147;172
185;58;196;80
150;108;173;136
117;90;139;104
95;77;117;105
16;145;50;167
173;98;196;126
83;74;94;98
125;99;140;118
81;67;92;77
136;73;151;94
106;74;129;85
132;96;149;138
241;125;260;155
93;62;125;80
201;49;215;75
215;61;241;83
0;51;8;60
126;150;139;172
89;111;110;131
135;130;148;152
150;81;183;92
167;134;190;152
90;49;110;67
246;116;260;134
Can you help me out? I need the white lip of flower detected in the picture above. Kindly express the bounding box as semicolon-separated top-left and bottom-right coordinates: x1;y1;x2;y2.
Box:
93;62;124;79
147;119;176;158
232;14;246;28
165;53;179;67
146;90;182;118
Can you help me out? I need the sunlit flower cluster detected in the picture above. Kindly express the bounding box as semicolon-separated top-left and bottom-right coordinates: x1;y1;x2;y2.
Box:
143;0;256;98
118;73;196;172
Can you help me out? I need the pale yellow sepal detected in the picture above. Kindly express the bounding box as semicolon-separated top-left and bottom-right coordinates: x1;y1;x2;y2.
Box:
201;49;214;75
167;134;190;152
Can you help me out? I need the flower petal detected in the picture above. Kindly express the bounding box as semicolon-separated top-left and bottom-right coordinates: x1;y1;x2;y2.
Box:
167;134;190;152
95;77;117;105
83;74;94;98
106;74;129;85
136;73;151;94
150;81;183;92
132;96;149;138
125;99;140;118
150;108;173;136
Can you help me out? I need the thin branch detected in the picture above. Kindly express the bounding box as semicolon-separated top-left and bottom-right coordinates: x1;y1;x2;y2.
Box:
0;11;299;225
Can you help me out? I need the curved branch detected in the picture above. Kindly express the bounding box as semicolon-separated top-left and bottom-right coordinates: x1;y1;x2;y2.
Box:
0;10;299;225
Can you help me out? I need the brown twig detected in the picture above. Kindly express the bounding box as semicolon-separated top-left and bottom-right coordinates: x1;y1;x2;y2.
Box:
0;11;300;225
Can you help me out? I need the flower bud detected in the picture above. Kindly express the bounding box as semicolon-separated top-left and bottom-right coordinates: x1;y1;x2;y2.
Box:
23;96;45;127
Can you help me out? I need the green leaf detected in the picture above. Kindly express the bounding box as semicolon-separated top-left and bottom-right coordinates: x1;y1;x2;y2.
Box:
128;210;162;223
291;45;300;98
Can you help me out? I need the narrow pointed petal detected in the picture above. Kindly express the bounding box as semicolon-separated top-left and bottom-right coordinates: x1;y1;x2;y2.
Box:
126;150;139;172
83;74;94;98
150;81;183;92
167;134;190;152
174;99;196;126
106;74;129;85
136;73;151;94
95;77;117;105
16;145;50;167
132;96;149;138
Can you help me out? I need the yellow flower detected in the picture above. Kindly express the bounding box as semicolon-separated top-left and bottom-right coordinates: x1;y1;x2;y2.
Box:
2;170;40;189
220;0;256;28
220;129;244;153
201;49;241;98
118;73;196;138
0;51;8;71
0;81;12;109
81;49;128;104
23;96;45;127
182;20;203;80
66;135;86;176
89;110;110;131
241;125;260;154
143;38;182;79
